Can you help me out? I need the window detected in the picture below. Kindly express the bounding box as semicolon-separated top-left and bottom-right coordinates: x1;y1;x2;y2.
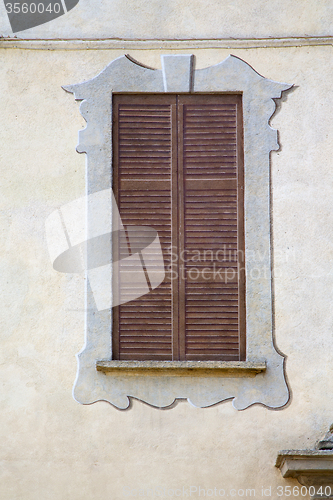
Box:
112;93;245;361
64;54;291;409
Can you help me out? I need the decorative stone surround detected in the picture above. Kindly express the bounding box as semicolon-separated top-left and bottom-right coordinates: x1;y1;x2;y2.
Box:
64;54;291;409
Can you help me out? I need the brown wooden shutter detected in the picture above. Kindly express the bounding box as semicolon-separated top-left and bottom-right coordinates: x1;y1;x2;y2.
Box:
178;95;245;361
112;95;175;360
112;94;245;361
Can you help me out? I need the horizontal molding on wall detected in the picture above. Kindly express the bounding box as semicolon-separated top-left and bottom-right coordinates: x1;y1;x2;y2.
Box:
1;36;333;50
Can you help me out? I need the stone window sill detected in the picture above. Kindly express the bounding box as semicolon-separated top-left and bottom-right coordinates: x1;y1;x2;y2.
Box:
96;360;266;377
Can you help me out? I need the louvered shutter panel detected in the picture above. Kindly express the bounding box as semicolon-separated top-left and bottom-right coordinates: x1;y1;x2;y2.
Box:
178;95;245;361
112;94;245;361
113;95;175;360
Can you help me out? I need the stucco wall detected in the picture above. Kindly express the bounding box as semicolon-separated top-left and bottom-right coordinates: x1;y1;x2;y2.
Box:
1;33;333;500
1;0;333;39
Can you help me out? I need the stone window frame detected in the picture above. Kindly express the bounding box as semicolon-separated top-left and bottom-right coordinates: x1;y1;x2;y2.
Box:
64;54;291;409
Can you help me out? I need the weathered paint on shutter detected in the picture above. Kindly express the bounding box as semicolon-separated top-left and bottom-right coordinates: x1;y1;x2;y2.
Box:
112;95;175;360
112;94;245;361
178;95;245;361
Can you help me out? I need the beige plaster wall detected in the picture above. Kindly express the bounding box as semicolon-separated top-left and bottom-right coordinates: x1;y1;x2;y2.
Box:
1;45;333;499
1;0;333;39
